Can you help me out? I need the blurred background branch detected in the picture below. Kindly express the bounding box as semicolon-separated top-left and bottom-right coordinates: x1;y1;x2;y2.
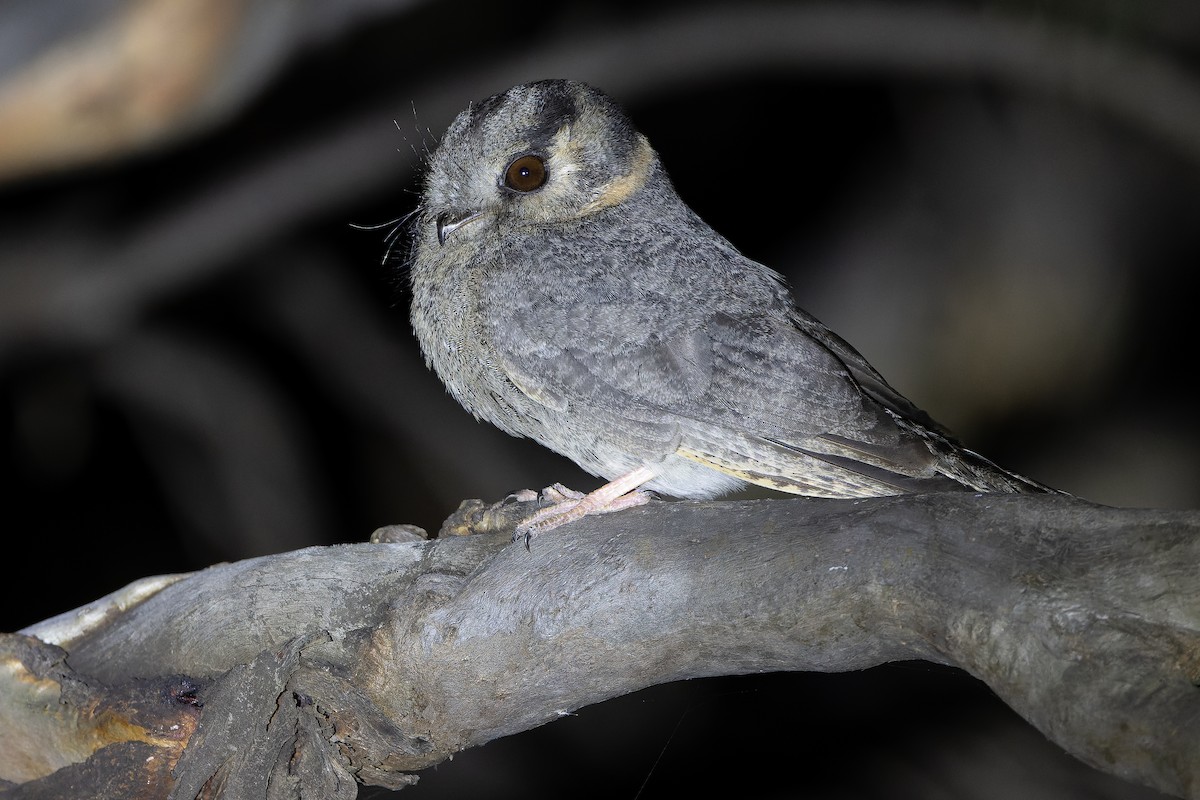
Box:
2;1;1197;798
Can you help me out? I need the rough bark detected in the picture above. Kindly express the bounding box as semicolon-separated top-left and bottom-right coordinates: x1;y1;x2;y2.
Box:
1;493;1196;798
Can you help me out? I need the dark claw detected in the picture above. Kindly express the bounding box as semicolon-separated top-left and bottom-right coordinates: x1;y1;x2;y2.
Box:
501;488;539;506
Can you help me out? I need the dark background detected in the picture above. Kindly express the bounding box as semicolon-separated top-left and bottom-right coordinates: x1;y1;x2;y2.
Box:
1;1;1196;798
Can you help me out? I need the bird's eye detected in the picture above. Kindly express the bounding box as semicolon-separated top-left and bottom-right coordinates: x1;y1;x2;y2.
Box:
504;154;547;192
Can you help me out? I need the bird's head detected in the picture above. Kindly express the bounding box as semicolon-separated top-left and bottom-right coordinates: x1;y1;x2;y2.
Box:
419;79;656;247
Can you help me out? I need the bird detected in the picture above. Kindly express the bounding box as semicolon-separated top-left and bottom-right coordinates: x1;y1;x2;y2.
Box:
406;79;1056;546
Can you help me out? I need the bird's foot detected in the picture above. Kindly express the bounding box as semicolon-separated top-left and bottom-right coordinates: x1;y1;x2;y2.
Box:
512;466;658;549
538;483;586;504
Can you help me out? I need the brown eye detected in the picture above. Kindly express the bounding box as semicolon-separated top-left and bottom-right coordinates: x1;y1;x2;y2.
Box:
504;154;547;192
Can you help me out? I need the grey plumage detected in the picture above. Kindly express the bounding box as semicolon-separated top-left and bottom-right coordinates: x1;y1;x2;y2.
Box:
408;79;1053;533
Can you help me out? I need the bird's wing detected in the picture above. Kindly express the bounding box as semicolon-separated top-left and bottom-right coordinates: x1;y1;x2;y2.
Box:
670;310;965;496
487;279;965;497
789;307;956;439
673;310;1055;496
487;294;716;457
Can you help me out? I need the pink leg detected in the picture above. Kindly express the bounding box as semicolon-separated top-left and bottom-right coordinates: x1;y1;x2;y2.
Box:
514;465;658;548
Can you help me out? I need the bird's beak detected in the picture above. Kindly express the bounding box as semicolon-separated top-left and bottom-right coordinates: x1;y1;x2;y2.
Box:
436;209;482;245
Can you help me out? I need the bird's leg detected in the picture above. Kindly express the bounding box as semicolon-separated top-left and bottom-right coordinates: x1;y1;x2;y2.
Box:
513;465;658;548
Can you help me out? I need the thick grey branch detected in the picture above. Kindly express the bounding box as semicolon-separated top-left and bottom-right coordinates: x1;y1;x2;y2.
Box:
3;493;1198;798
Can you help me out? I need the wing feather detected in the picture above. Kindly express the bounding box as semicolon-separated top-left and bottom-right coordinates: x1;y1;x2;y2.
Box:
482;229;1048;497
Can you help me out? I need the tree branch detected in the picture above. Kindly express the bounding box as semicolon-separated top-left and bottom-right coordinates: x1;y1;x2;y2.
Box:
2;493;1197;798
